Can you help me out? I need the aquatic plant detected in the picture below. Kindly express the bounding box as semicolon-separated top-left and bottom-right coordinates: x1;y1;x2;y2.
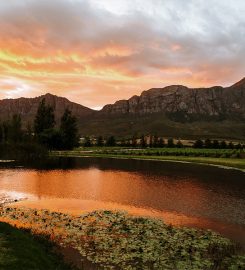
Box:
1;207;244;270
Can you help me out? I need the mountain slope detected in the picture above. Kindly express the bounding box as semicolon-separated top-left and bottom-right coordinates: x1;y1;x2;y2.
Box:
0;93;94;124
81;78;245;139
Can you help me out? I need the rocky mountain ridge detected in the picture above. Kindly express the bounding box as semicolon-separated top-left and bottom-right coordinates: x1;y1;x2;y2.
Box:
101;78;245;120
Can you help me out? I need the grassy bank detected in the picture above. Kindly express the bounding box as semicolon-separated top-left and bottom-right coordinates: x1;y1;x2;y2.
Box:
1;207;245;270
53;147;245;170
0;222;73;270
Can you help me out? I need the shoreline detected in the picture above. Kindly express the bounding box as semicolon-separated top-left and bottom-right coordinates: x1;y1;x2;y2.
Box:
52;152;245;172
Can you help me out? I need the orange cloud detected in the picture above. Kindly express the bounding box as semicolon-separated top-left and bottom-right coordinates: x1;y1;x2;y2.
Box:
0;0;244;108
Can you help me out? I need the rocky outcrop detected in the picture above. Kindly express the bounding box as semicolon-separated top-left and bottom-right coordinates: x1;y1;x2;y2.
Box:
101;78;245;121
0;93;94;124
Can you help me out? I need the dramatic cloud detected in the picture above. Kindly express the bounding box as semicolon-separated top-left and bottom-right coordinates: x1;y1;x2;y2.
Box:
0;0;244;108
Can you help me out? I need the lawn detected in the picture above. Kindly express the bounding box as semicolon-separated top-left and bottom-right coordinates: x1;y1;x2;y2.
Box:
0;222;73;270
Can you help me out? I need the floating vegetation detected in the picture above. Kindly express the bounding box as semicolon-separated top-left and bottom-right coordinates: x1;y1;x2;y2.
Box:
1;207;245;270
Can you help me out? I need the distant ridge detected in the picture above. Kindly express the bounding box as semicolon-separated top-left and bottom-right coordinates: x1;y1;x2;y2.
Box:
0;78;245;139
0;93;94;124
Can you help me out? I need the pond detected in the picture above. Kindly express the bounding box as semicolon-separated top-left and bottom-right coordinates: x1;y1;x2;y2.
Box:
0;157;244;247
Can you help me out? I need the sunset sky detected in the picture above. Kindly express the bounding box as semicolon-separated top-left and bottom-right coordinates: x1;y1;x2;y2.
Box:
0;0;244;109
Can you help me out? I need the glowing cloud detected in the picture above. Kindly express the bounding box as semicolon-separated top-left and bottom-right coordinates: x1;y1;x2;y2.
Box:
0;0;244;108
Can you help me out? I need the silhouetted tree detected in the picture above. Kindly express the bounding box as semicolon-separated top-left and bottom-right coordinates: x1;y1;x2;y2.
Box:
193;139;203;148
9;114;22;143
220;140;227;149
167;138;175;148
33;99;56;148
212;140;220;149
176;140;183;148
149;135;153;148
84;137;92;147
228;142;234;149
34;99;55;135
106;136;116;146
204;139;212;148
60;109;79;150
140;135;146;148
131;135;137;147
97;136;104;147
153;135;159;148
158;138;165;148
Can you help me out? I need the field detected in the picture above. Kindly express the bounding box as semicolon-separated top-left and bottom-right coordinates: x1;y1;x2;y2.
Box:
53;147;245;170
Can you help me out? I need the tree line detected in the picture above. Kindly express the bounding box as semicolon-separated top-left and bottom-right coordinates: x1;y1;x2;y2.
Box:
83;135;244;149
0;99;79;159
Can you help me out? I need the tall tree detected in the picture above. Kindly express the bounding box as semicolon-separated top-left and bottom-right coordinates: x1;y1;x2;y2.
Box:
9;114;22;143
167;138;175;148
34;99;55;135
140;135;146;148
60;109;79;150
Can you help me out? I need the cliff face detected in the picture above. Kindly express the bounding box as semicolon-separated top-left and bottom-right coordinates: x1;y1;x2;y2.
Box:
0;93;94;124
101;78;245;121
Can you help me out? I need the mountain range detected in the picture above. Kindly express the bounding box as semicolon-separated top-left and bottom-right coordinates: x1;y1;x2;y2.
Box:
0;77;245;140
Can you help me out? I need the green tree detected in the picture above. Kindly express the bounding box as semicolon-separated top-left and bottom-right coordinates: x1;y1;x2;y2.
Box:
60;109;79;150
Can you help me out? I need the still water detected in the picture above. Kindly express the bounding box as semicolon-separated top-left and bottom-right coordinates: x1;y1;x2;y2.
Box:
0;157;245;246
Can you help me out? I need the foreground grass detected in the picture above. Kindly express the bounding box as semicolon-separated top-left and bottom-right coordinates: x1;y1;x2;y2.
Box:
0;222;73;270
53;148;245;170
1;207;245;270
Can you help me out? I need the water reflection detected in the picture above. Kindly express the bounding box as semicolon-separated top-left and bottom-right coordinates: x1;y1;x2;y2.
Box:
0;157;245;246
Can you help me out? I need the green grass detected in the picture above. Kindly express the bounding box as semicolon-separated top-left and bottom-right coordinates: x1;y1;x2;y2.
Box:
53;147;245;170
0;222;72;270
